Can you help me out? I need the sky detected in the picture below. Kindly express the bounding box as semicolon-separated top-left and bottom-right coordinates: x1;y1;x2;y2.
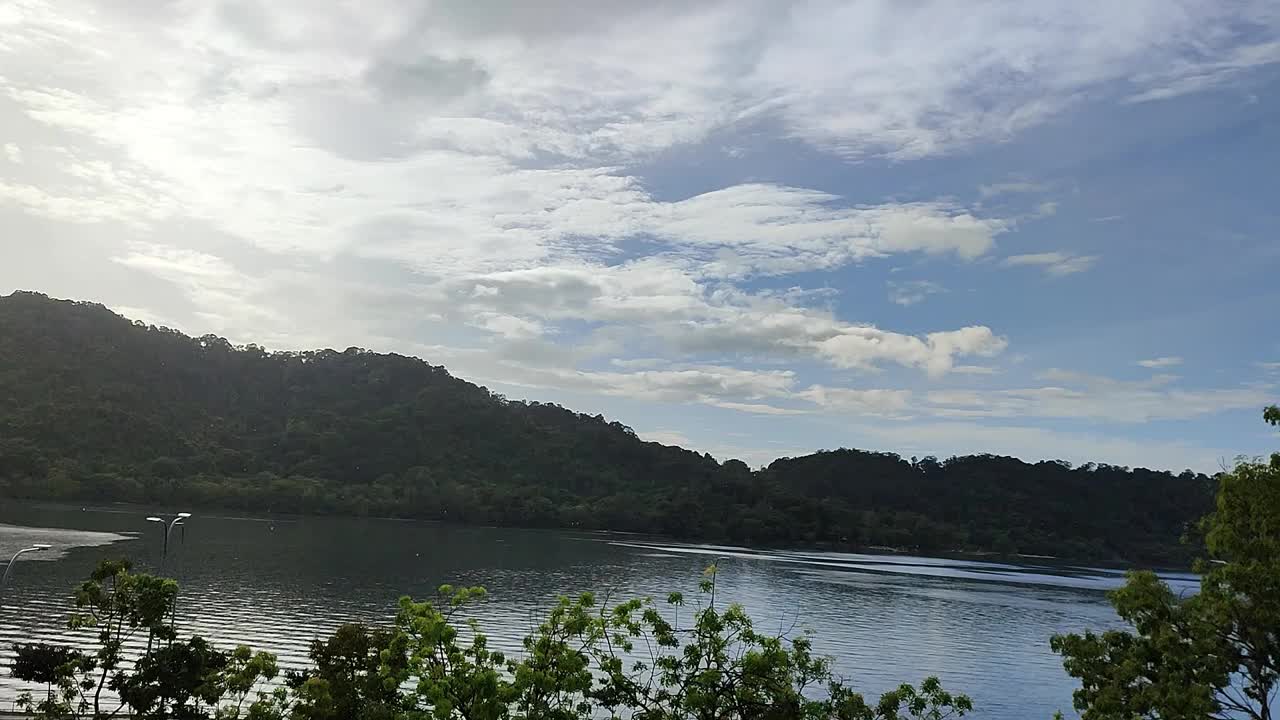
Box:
2;0;1278;472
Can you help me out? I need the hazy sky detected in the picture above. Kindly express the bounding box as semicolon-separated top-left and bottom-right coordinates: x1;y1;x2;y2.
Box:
3;0;1278;471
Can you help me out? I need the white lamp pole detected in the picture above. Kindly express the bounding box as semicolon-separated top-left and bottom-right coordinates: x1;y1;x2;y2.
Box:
146;512;191;573
145;513;192;641
0;543;52;605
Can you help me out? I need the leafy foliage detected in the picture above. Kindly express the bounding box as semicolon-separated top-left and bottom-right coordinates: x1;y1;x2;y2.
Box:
1052;409;1280;720
11;643;84;688
0;291;1214;562
284;624;407;720
216;646;288;720
293;566;972;720
116;636;232;719
10;560;279;720
68;559;178;717
11;642;88;719
11;559;970;720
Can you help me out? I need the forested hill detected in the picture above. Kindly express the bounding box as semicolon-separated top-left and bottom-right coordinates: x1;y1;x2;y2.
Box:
0;291;1216;564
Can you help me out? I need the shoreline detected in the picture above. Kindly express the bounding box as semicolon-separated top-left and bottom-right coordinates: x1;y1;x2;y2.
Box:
0;497;1193;572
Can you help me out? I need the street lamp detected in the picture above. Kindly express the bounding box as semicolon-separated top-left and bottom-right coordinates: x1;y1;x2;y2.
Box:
0;543;52;605
146;512;191;573
146;513;192;643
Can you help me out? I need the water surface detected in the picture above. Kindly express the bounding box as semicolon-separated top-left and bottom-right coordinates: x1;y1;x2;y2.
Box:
0;502;1194;718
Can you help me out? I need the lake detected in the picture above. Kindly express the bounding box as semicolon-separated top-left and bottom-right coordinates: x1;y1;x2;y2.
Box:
0;502;1198;718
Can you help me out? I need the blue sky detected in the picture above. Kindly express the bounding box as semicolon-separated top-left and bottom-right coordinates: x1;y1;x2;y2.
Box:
2;0;1278;471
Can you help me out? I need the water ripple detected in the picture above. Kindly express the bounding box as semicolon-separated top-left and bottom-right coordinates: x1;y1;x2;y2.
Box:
0;504;1163;719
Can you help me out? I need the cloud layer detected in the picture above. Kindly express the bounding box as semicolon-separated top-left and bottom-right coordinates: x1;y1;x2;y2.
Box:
2;0;1278;471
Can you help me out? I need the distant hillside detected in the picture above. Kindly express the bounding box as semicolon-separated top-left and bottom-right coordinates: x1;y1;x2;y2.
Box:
0;291;1216;564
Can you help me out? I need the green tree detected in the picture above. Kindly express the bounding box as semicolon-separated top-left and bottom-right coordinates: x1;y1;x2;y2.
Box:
68;559;178;718
382;584;510;720
1051;407;1280;720
214;645;287;720
113;638;281;720
116;636;229;719
10;560;280;720
283;624;407;720
11;549;972;720
10;642;87;719
580;565;971;720
362;564;971;720
507;593;599;720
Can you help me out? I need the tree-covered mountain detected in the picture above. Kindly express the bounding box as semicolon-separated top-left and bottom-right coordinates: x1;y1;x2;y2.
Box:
0;291;1216;564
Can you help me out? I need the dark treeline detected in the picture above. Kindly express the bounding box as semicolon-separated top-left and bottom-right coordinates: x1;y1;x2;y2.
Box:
0;291;1215;563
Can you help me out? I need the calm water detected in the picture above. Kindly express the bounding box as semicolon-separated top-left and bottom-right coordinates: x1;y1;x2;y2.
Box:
0;502;1198;718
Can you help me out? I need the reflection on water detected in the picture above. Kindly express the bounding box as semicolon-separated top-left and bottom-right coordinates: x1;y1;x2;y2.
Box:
0;502;1186;719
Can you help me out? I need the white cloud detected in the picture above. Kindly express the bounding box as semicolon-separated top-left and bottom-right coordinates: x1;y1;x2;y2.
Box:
2;143;21;163
650;188;1007;277
749;1;1280;159
925;370;1268;423
0;181;143;225
639;430;696;448
3;1;1274;199
607;366;797;403
1258;362;1280;373
887;279;946;306
1137;356;1183;368
610;358;668;370
113;242;241;285
951;365;1001;376
108;304;182;330
110;242;280;332
979;181;1046;198
784;369;1270;425
471;312;546;340
482;358;1269;428
702;400;810;416
478;362;802;410
1126;40;1280;103
854;421;1234;473
463;345;1273;427
680;314;1008;378
798;386;913;417
92;236;1013;382
437;263;1008;377
1001;252;1099;276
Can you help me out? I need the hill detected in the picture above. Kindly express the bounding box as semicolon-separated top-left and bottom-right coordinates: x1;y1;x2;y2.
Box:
0;291;1215;564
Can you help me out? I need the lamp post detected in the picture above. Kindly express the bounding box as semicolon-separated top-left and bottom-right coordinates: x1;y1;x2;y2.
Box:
146;513;191;643
0;543;52;605
146;512;191;573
